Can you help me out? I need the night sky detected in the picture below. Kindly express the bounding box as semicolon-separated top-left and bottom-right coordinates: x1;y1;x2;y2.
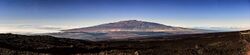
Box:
0;0;250;33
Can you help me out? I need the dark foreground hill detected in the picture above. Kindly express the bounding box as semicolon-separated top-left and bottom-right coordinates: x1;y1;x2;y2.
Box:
0;30;250;55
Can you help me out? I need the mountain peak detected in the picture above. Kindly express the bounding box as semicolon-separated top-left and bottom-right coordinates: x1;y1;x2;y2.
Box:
114;20;150;24
121;20;140;22
105;20;169;27
117;20;146;23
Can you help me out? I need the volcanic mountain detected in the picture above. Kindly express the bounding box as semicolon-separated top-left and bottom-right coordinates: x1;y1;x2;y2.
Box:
48;20;212;41
63;20;204;33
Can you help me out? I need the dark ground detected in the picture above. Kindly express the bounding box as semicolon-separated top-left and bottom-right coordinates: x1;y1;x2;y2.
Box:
0;30;250;55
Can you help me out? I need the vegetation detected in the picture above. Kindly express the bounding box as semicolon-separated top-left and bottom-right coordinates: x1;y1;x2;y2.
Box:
0;30;250;55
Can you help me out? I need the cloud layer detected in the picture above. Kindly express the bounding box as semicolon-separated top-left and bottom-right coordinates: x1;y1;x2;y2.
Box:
0;25;67;33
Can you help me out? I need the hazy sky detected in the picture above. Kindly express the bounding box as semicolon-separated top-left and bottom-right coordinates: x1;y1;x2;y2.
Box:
0;0;250;33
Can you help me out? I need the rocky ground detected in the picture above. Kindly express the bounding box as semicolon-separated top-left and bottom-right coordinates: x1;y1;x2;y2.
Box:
0;30;249;55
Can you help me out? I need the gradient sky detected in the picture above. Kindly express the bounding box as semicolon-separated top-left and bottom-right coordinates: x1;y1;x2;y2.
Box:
0;0;250;33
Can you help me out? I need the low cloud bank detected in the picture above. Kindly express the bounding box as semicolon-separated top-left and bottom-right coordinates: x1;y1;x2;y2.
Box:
0;25;69;34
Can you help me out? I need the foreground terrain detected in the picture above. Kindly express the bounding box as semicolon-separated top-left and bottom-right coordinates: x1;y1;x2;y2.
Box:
0;30;250;55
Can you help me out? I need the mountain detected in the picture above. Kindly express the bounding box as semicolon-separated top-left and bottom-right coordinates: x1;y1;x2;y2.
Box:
47;20;213;41
62;20;203;33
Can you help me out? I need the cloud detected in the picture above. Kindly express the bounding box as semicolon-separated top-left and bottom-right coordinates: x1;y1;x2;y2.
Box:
0;24;68;33
17;25;63;30
193;27;250;31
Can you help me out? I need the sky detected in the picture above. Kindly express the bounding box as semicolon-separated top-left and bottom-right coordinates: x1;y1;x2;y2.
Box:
0;0;250;33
